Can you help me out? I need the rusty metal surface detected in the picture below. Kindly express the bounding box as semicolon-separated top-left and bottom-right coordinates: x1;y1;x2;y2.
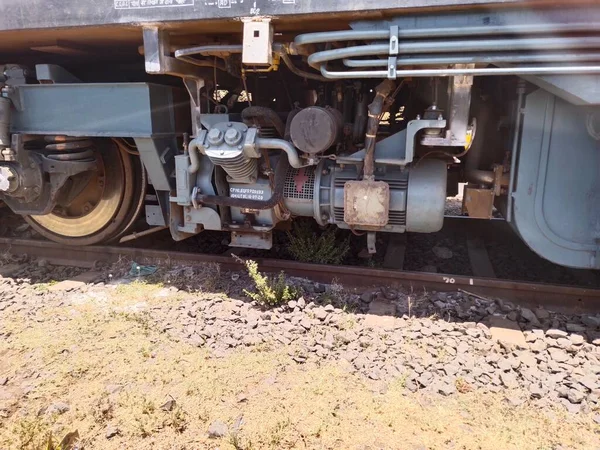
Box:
343;180;390;227
462;186;494;219
1;237;600;311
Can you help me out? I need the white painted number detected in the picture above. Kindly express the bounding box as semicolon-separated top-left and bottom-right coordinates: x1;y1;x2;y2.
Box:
442;277;455;284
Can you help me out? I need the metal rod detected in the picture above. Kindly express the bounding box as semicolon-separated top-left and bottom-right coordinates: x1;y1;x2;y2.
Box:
308;37;600;70
294;23;600;46
119;226;168;243
319;64;600;79
343;52;600;68
175;44;243;57
507;81;526;223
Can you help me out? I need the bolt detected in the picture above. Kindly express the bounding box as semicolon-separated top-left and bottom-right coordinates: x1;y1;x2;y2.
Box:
416;114;421;120
238;145;243;150
207;127;224;145
438;114;444;121
220;151;225;155
185;207;191;212
185;215;192;221
227;123;233;127
224;127;242;146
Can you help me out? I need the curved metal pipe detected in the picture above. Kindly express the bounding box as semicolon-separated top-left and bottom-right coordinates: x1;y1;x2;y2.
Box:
319;64;600;79
187;137;202;174
278;49;331;82
255;137;307;169
343;52;600;68
175;44;243;57
465;169;495;185
294;23;600;47
308;37;600;70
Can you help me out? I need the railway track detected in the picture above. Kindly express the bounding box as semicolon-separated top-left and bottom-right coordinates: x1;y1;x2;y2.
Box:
1;236;600;312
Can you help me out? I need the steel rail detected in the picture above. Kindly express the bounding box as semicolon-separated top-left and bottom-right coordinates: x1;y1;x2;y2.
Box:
1;237;599;310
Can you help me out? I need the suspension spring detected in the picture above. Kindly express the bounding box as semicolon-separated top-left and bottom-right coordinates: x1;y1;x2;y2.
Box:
44;136;95;161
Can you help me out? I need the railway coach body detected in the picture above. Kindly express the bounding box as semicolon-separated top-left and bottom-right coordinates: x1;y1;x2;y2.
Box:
0;0;598;268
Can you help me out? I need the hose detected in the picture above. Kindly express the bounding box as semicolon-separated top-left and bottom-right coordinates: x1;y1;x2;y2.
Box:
363;79;396;180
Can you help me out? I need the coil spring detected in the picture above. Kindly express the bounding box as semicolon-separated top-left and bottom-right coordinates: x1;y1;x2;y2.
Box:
44;136;95;161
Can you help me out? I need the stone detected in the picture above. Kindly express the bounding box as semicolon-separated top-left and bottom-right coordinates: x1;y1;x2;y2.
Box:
566;323;586;333
528;340;547;353
497;358;513;372
500;372;519;389
560;398;581;414
520;308;541;326
363;300;396;329
548;348;569;363
314;283;326;293
507;311;519;322
46;402;70;415
529;383;545;399
593;414;600;425
546;329;568;339
554;338;572;350
534;308;551;320
314;308;328;321
569;334;585;346
578;376;598;391
417;372;433;387
287;300;297;310
299;318;312;330
581;316;600;329
208;420;228;438
437;382;457;396
360;292;374;303
505;395;525;407
488;316;526;348
567;389;585;404
160;399;176;412
296;297;306;309
432;246;453;259
105;426;119;439
105;384;123;395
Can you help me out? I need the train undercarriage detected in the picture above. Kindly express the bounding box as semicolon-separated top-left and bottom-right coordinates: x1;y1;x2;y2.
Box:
0;1;599;268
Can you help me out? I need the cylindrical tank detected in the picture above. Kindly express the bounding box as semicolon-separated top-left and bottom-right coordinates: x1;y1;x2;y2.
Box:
289;106;343;155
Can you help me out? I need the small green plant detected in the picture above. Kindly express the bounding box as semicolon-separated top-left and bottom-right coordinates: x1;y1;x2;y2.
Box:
243;260;298;307
287;221;349;264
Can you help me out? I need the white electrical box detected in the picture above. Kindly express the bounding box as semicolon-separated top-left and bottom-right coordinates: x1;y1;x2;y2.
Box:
242;19;273;66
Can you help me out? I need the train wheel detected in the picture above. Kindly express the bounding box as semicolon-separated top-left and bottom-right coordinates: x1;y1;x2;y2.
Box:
24;139;143;246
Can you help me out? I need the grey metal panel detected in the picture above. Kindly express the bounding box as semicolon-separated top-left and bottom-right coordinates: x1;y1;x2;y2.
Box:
511;89;600;269
10;83;188;138
0;0;536;32
520;74;600;106
134;137;178;191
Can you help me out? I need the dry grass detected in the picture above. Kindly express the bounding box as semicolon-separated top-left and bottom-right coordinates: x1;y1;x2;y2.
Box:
0;285;598;449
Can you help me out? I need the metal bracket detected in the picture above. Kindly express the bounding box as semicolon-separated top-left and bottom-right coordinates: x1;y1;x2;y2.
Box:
143;27;206;135
406;119;447;163
367;232;377;254
387;25;399;79
421;64;474;147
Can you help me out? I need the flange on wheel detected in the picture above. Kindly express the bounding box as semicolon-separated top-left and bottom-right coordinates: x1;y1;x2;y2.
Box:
24;139;146;246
